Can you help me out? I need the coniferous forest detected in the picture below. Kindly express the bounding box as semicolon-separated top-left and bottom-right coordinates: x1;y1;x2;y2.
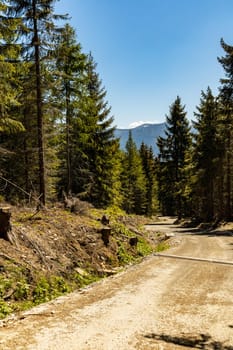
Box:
1;1;233;222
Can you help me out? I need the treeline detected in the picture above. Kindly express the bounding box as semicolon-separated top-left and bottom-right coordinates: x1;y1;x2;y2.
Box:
157;38;233;222
0;0;157;215
0;1;233;222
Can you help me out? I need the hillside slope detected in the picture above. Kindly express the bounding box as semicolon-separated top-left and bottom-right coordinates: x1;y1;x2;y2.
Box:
0;204;163;319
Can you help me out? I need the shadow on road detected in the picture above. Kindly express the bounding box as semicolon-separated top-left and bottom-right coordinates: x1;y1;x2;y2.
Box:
175;223;233;237
189;229;233;237
144;332;233;349
146;218;233;239
146;222;175;226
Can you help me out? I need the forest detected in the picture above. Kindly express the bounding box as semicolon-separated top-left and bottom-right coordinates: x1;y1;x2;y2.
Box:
1;0;233;223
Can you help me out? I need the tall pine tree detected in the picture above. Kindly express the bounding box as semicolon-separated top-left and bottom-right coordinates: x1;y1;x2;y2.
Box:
192;87;222;221
218;39;233;220
84;54;120;207
139;143;158;216
63;53;120;208
0;2;24;135
4;0;67;204
54;24;87;195
157;96;191;218
121;132;147;214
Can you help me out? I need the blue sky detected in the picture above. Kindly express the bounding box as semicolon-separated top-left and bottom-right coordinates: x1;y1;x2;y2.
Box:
55;0;233;128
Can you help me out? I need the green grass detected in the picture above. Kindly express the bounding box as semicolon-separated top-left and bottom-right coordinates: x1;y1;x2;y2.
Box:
32;275;72;305
137;237;153;256
0;301;13;319
72;272;100;288
155;241;170;252
117;242;135;265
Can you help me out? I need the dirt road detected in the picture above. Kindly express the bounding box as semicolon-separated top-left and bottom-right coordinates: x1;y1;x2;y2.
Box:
1;218;233;349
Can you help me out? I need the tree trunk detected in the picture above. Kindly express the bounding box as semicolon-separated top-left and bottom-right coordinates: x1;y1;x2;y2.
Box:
225;133;232;220
33;0;46;206
65;80;71;194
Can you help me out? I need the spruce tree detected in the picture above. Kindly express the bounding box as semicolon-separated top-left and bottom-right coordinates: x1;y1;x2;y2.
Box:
62;53;121;208
0;3;27;200
218;39;233;220
157;96;191;218
54;24;87;195
0;2;24;135
121;132;147;214
83;54;120;207
4;0;67;204
192;87;222;221
139;143;158;216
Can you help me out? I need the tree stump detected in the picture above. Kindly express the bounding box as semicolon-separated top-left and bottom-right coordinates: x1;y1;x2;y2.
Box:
129;237;138;247
101;228;111;246
101;215;109;226
0;207;12;242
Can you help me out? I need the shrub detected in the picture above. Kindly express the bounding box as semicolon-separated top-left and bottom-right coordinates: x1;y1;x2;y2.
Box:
33;276;51;304
0;300;13;319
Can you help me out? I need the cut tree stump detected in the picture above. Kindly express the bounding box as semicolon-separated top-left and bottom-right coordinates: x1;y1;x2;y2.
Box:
0;207;12;242
101;228;111;246
129;237;138;247
101;215;109;226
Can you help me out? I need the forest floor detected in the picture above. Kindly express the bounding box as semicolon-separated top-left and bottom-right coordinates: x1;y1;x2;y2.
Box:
1;215;233;349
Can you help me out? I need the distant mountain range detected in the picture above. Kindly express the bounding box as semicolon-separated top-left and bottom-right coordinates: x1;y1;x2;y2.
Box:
115;122;166;155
